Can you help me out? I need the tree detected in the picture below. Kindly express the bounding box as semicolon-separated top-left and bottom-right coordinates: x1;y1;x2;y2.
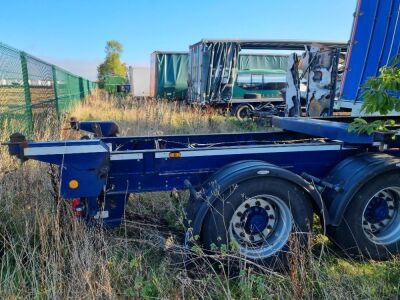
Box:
97;40;127;81
348;56;400;134
105;40;123;56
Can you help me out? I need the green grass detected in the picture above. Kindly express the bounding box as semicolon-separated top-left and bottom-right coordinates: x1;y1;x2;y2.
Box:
0;91;399;299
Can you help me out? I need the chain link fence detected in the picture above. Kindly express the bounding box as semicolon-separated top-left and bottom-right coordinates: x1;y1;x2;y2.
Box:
0;42;97;135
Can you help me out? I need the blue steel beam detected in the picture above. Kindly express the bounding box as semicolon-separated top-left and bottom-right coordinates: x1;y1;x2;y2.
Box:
271;116;394;144
17;139;110;197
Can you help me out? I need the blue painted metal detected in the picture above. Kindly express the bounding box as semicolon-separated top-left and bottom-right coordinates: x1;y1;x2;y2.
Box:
244;207;268;234
341;0;400;103
10;129;355;192
71;120;119;137
323;153;400;226
7;114;400;228
272;116;374;144
14;132;325;187
14;112;400;228
22;139;110;197
365;197;390;222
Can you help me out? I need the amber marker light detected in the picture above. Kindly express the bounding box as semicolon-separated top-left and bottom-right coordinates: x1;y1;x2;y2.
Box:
69;179;79;189
169;151;182;158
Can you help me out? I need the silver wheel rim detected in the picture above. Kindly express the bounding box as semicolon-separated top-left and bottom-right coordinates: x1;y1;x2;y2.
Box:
229;194;292;259
362;186;400;245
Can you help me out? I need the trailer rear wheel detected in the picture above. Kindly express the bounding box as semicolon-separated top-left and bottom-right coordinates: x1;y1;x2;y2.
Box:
328;173;400;259
200;177;313;268
235;105;251;120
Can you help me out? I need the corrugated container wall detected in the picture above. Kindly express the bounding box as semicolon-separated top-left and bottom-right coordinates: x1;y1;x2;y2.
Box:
340;0;400;104
150;51;188;100
187;43;205;104
188;42;242;105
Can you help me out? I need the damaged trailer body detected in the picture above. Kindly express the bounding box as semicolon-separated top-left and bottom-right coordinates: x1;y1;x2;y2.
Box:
150;50;289;102
187;41;241;104
187;39;347;109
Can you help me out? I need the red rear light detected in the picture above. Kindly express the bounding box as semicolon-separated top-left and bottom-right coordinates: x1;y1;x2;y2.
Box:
71;198;85;217
72;198;80;208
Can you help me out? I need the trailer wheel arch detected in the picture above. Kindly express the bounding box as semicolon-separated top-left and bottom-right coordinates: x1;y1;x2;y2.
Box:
185;160;327;242
323;153;400;227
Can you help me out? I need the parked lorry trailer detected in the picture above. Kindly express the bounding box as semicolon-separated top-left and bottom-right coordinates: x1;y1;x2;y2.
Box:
150;51;189;100
187;39;347;118
5;115;400;265
150;51;289;106
128;66;150;97
3;0;400;267
187;0;400;119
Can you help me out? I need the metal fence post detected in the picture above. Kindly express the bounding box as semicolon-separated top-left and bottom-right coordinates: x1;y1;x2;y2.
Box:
52;65;60;121
20;51;33;134
79;77;84;99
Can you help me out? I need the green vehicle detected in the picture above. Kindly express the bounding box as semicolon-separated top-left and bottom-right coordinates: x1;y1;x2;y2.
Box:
101;74;130;95
231;69;287;119
232;69;287;99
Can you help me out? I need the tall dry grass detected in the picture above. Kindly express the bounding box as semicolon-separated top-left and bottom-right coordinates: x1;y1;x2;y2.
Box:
0;91;399;299
72;91;260;136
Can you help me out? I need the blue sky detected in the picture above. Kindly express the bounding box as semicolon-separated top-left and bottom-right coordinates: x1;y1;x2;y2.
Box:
1;0;357;80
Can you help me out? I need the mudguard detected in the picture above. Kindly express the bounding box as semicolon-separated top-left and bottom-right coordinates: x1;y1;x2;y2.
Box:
187;160;326;240
323;153;400;226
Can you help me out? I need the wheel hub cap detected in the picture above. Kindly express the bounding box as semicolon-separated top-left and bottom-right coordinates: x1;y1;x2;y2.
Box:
244;207;268;234
365;197;390;223
362;187;400;245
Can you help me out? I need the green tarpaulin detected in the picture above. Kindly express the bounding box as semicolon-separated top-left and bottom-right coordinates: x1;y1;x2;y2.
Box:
151;52;188;100
238;54;288;71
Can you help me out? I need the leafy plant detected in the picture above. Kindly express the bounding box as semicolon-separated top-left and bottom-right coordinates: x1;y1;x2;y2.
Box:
349;56;399;134
348;118;395;135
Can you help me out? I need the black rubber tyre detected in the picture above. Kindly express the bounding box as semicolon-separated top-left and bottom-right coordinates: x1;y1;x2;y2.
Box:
184;160;266;230
200;177;313;268
328;173;400;260
244;93;262;99
235;105;251;120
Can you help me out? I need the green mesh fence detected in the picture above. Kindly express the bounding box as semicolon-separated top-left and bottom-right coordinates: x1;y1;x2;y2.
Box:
0;42;97;135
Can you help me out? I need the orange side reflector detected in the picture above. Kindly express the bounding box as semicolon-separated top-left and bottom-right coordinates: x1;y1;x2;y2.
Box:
169;151;181;158
68;179;79;189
